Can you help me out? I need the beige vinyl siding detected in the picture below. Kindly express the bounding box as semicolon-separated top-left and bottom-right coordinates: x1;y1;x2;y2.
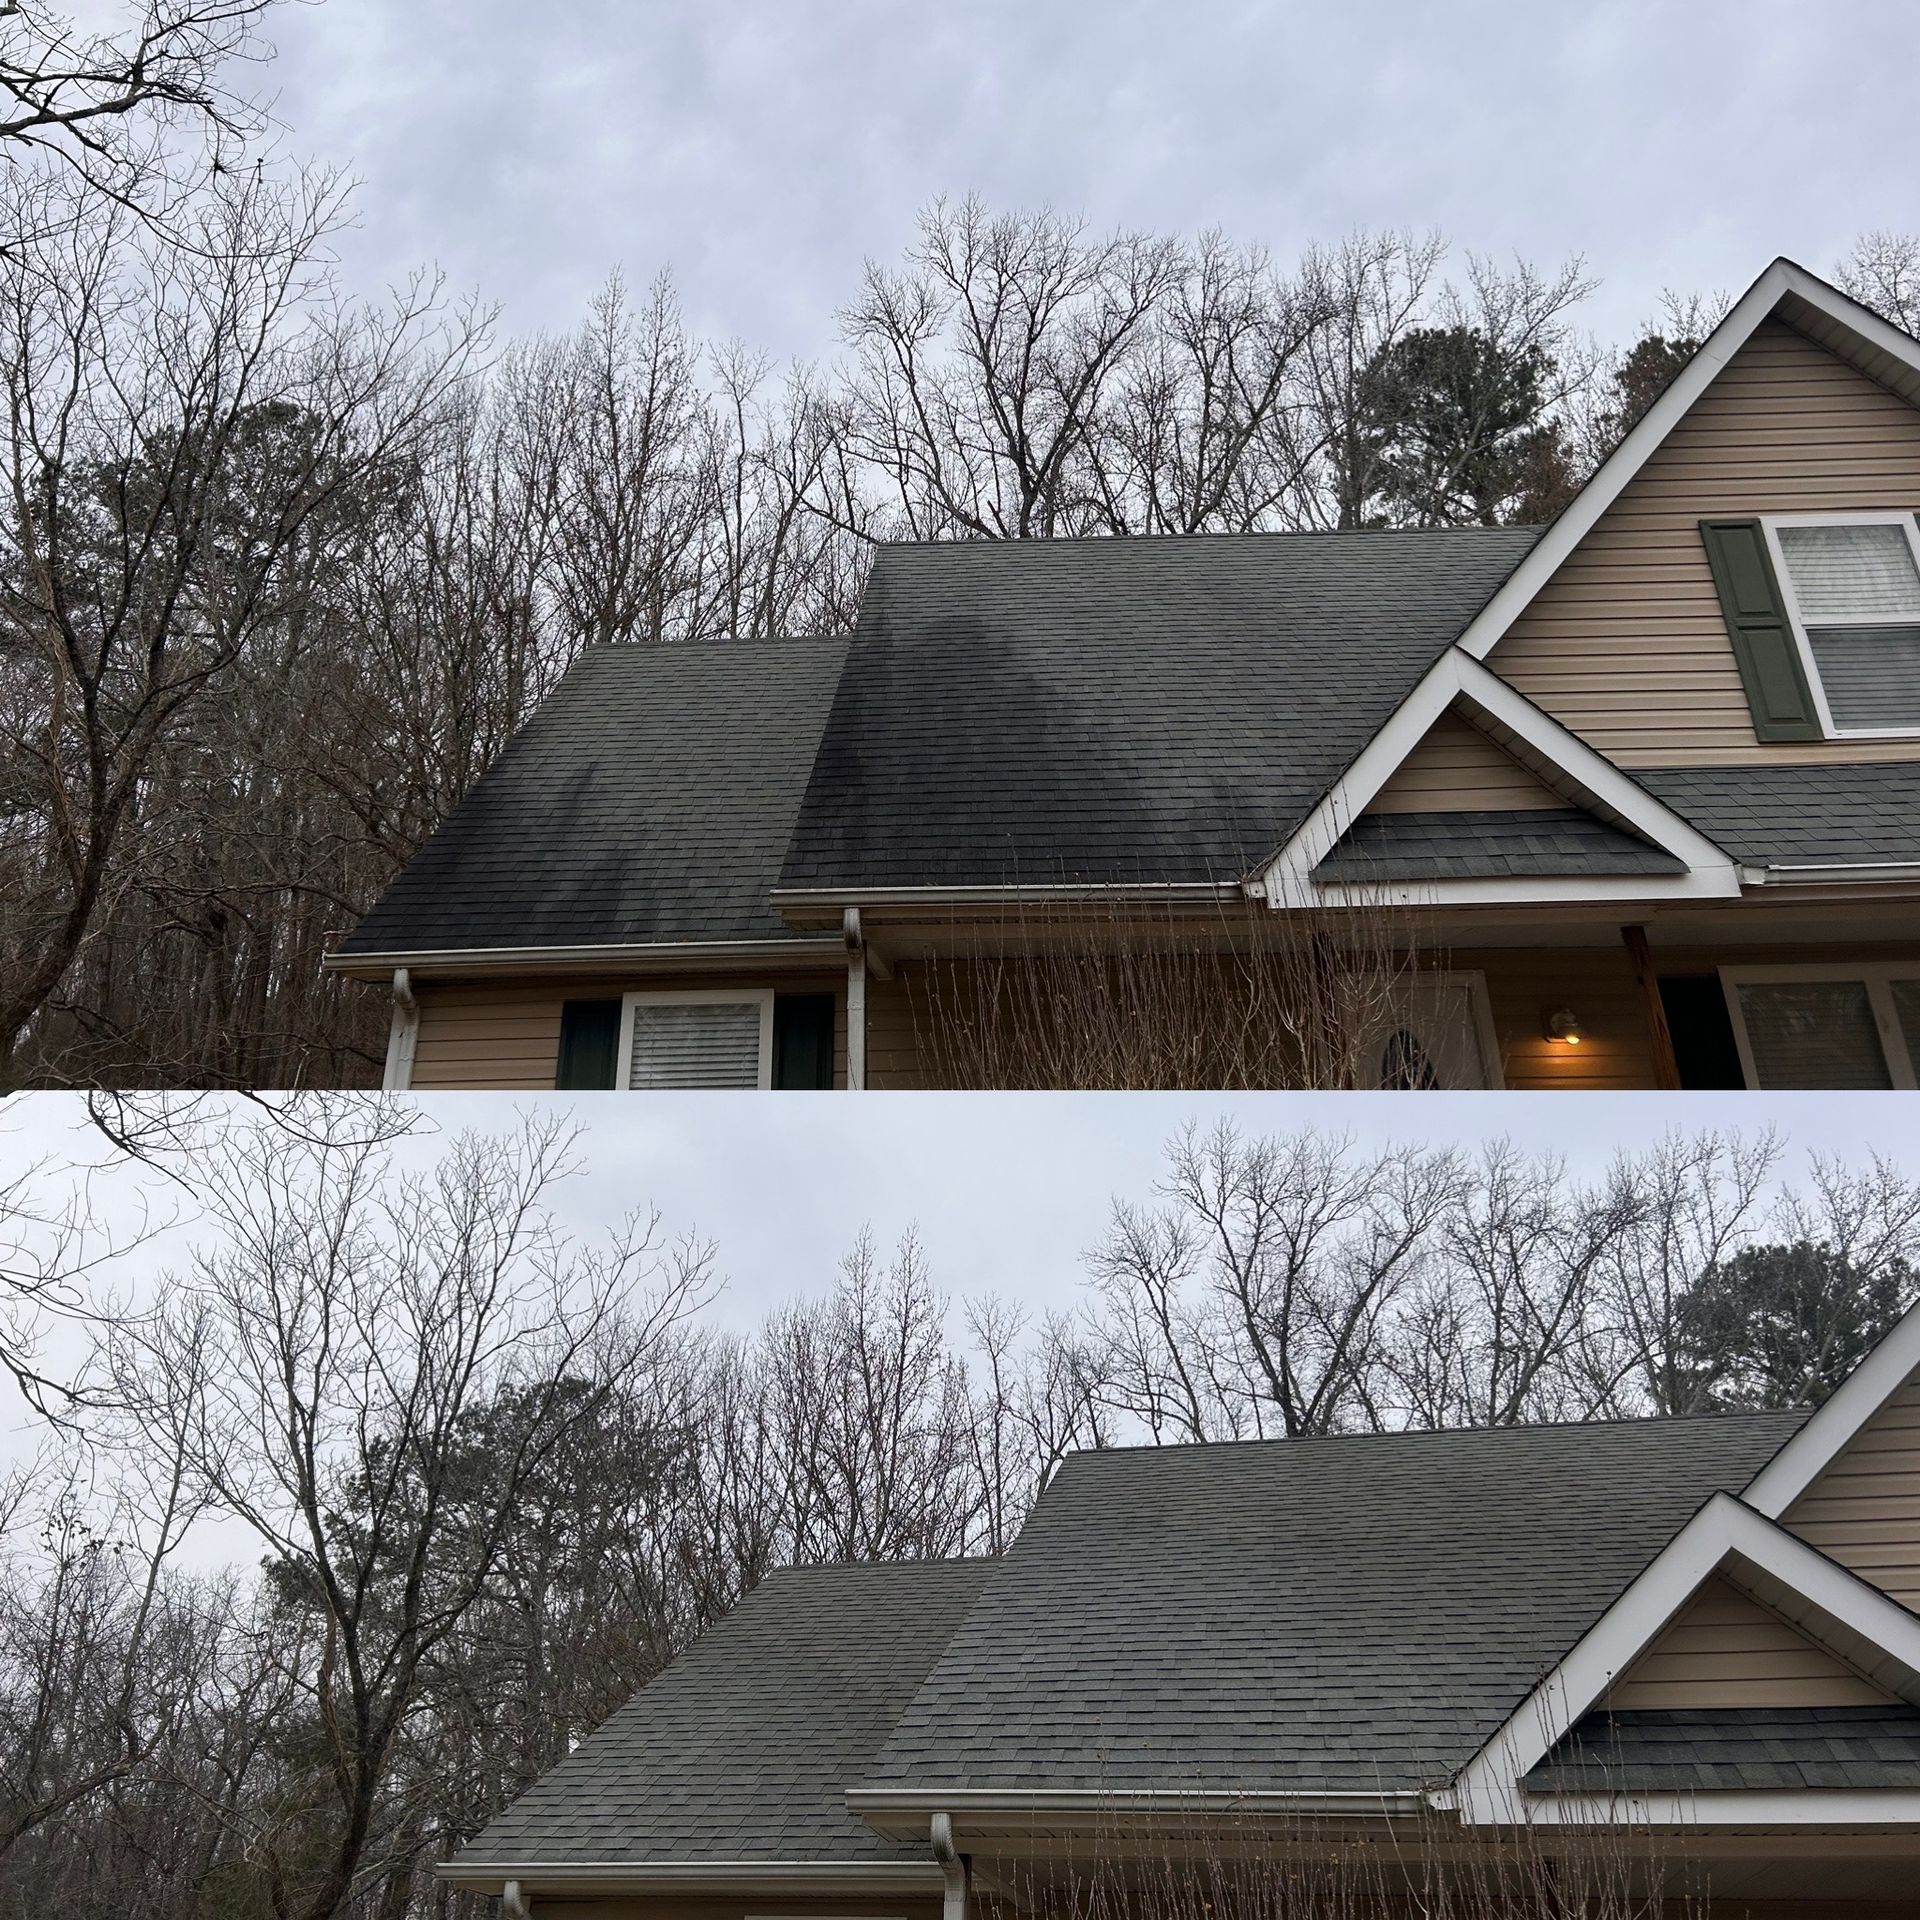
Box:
1492;319;1920;767
1785;1372;1920;1609
1363;710;1564;814
1602;1574;1892;1711
862;938;1916;1091
408;973;847;1090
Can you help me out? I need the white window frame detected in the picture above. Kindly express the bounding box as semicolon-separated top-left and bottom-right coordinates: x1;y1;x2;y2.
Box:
1719;961;1920;1091
1760;509;1920;740
613;988;775;1090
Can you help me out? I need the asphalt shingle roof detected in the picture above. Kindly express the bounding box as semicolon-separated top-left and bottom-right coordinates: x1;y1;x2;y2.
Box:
459;1560;997;1867
863;1414;1806;1796
1314;808;1686;880
1525;1706;1920;1792
338;637;849;956
1637;763;1920;868
777;530;1541;891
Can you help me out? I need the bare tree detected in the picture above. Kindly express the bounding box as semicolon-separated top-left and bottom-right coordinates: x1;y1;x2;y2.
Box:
105;1104;714;1920
1839;229;1920;336
1085;1120;1462;1440
0;2;279;224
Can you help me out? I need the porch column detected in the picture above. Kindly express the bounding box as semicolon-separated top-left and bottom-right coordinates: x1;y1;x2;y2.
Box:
1620;923;1682;1090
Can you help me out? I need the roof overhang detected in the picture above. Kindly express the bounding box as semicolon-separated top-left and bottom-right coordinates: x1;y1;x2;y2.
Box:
1257;650;1743;908
323;936;848;983
1443;1491;1920;1827
435;1859;945;1898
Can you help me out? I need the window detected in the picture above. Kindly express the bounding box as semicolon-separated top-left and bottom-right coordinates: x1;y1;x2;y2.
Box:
1764;513;1920;736
771;993;837;1089
615;990;774;1089
1720;963;1920;1090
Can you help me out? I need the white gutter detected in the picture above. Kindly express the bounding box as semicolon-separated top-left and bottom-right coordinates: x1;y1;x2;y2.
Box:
1741;860;1920;886
849;1786;1426;1819
771;882;1246;911
382;968;418;1091
326;936;846;981
436;1861;944;1895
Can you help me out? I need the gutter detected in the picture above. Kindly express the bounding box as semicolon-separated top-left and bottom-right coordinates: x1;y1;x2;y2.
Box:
849;1786;1427;1821
770;882;1247;913
324;936;847;983
1740;860;1920;887
435;1860;945;1897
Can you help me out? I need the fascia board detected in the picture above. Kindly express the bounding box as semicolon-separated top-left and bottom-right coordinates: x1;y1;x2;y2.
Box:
1744;1298;1920;1517
1449;1493;1920;1824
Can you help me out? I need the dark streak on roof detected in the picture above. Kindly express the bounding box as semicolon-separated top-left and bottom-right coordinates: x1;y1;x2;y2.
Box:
338;638;849;956
776;530;1543;891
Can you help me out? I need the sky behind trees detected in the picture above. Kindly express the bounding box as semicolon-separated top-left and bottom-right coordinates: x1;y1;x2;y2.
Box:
263;1;1917;356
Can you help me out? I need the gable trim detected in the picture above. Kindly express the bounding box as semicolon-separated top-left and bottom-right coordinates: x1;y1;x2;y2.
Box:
1449;258;1920;666
1445;1492;1920;1825
1512;1787;1920;1828
1257;651;1741;906
1743;1298;1920;1517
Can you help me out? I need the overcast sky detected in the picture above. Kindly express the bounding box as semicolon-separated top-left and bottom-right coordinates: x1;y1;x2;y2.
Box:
248;0;1919;359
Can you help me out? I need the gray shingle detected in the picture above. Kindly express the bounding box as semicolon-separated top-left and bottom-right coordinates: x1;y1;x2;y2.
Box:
1314;808;1687;880
777;529;1540;891
339;638;849;956
863;1414;1806;1796
1525;1706;1920;1792
459;1560;997;1867
1637;763;1920;867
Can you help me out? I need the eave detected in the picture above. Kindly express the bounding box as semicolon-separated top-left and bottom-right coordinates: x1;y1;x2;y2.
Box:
323;935;847;984
435;1859;945;1898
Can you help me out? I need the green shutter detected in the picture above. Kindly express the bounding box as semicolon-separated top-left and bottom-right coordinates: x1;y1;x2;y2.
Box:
772;993;836;1089
556;999;622;1089
1697;518;1823;742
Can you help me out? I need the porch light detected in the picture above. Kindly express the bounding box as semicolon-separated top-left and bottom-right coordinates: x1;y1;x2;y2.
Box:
1545;1007;1584;1046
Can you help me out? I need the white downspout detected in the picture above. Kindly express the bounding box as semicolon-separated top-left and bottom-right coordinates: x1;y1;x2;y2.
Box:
931;1812;967;1920
843;908;867;1091
383;967;419;1091
501;1880;531;1920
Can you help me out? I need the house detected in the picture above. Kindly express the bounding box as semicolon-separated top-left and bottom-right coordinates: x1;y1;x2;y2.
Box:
329;258;1920;1091
438;1303;1920;1918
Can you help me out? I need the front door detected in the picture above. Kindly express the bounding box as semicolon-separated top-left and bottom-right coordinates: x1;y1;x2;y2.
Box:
1363;976;1498;1089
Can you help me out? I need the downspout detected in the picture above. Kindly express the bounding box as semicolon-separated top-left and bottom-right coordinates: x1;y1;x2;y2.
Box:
931;1812;968;1920
501;1880;531;1920
843;908;867;1091
383;967;419;1091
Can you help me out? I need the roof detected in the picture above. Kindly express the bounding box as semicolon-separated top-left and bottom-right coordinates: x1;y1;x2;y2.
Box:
338;637;848;957
862;1413;1806;1797
1313;808;1686;881
458;1559;996;1868
1525;1706;1920;1793
1636;763;1920;868
776;529;1541;892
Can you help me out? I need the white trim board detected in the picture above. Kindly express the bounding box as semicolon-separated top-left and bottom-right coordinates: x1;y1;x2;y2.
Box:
1449;258;1920;666
1744;1296;1920;1517
1446;1492;1920;1826
1257;650;1741;906
1513;1788;1920;1829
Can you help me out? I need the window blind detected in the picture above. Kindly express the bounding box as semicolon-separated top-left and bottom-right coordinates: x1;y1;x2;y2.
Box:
1738;981;1892;1090
627;1002;762;1088
1777;521;1920;620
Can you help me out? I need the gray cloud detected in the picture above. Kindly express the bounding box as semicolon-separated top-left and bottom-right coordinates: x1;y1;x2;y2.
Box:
265;0;1920;357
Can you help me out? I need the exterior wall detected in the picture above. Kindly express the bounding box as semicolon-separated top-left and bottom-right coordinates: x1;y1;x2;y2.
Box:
407;972;847;1090
1602;1574;1891;1710
1365;709;1563;814
866;938;1917;1091
1785;1371;1920;1609
1491;319;1920;768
